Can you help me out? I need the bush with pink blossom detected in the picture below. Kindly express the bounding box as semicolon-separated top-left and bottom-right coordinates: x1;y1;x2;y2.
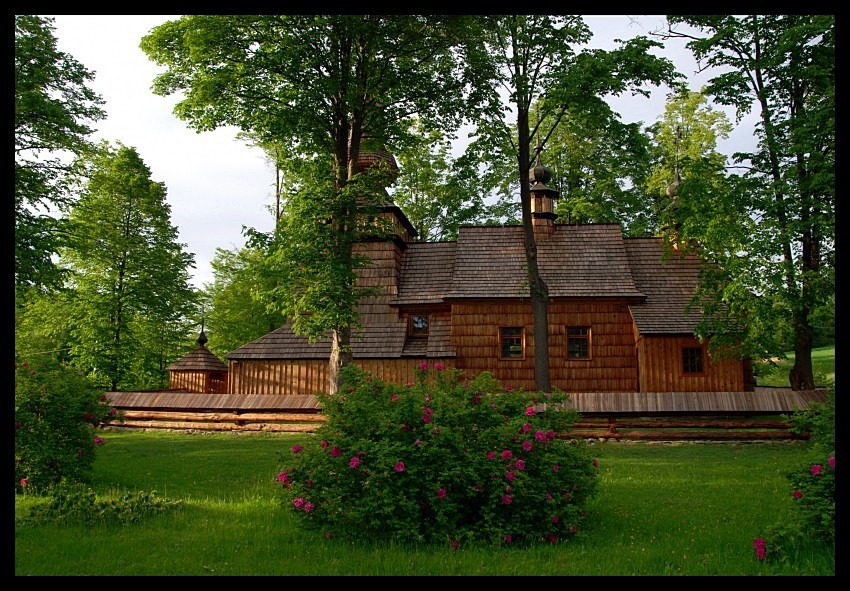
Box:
277;364;599;547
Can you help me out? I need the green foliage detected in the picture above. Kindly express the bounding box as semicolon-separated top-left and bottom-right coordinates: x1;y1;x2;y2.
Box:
60;142;198;390
663;16;835;388
14;15;105;296
15;357;121;493
277;364;599;547
17;479;182;527
755;387;834;562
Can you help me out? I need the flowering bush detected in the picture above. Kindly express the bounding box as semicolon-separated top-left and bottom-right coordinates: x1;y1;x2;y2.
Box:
754;386;835;562
277;364;599;547
15;357;121;494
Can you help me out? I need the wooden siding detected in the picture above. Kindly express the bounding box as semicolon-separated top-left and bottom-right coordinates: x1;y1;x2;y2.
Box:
226;358;456;396
228;359;328;396
452;300;638;392
169;370;227;394
636;335;745;392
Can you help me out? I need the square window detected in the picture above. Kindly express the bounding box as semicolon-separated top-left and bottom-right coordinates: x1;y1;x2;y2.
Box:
682;347;704;374
409;315;429;337
567;326;590;359
500;327;525;359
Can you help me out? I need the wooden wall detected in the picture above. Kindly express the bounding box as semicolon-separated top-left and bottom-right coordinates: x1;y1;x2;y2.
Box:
169;370;228;394
636;335;746;392
227;358;456;396
451;300;638;392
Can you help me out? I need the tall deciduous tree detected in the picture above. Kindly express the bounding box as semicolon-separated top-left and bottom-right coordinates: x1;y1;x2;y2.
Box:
61;142;197;391
14;15;105;297
202;244;287;359
660;15;834;390
141;15;490;393
472;15;681;392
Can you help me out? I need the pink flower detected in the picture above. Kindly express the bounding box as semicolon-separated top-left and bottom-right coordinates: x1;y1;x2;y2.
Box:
515;459;526;471
502;494;513;505
325;532;332;539
395;461;405;473
552;515;559;523
506;386;513;392
753;538;767;560
435;363;445;371
505;534;512;544
423;414;432;423
407;382;414;387
419;362;429;371
293;445;302;453
76;450;83;456
321;440;329;448
20;478;27;488
525;406;535;416
85;413;96;420
293;497;305;509
93;435;105;446
391;394;399;402
487;451;496;460
502;450;513;460
811;464;822;476
506;471;515;482
109;408;117;416
450;539;458;550
522;422;532;433
793;490;803;499
522;441;533;452
276;472;288;483
414;439;422;446
534;430;547;442
546;492;553;501
330;447;341;457
304;502;314;513
553;463;559;473
829;456;835;469
437;488;447;499
593;459;599;468
349;457;360;469
547;430;555;439
472;395;481;404
433;427;440;435
569;525;576;535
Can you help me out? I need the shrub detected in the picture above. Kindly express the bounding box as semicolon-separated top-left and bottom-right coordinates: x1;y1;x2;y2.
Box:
754;386;835;562
277;364;599;547
15;357;122;494
16;479;183;526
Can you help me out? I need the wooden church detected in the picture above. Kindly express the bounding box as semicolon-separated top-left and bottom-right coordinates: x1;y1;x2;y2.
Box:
219;149;754;398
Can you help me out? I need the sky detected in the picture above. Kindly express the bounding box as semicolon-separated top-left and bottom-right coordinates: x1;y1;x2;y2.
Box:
45;15;757;289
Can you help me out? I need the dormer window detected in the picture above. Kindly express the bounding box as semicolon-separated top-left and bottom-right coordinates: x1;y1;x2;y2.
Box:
409;314;430;337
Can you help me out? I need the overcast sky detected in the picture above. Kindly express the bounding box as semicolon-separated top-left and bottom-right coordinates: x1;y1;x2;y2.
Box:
45;15;757;289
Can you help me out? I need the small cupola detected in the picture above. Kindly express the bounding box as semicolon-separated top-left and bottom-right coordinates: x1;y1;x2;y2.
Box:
528;142;560;238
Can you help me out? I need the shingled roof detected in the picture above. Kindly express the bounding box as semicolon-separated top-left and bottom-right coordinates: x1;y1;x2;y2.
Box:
395;241;457;305
624;238;703;334
445;224;645;299
166;344;229;371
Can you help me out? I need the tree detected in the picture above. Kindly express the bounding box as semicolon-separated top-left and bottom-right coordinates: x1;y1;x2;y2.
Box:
141;15;491;393
391;120;492;242
14;15;105;297
472;15;681;392
60;142;197;391
202;244;287;359
660;16;835;389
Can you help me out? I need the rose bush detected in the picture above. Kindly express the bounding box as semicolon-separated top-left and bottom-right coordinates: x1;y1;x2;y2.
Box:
277;364;599;547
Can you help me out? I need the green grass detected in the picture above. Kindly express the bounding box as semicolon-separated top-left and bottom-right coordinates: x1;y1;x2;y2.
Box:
754;345;834;387
15;430;834;575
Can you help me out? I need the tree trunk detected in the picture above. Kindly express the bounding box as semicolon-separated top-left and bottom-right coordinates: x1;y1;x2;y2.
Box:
517;110;551;394
328;326;353;395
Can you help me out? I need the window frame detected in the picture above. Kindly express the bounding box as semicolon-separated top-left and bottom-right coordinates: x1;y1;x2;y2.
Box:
499;326;526;360
566;325;592;360
681;345;706;376
408;314;430;337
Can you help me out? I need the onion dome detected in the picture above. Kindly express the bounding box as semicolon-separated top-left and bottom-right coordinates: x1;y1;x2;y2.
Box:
666;167;682;198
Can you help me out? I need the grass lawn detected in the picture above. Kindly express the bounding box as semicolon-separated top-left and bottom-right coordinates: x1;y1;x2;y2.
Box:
754;345;834;387
14;430;835;576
